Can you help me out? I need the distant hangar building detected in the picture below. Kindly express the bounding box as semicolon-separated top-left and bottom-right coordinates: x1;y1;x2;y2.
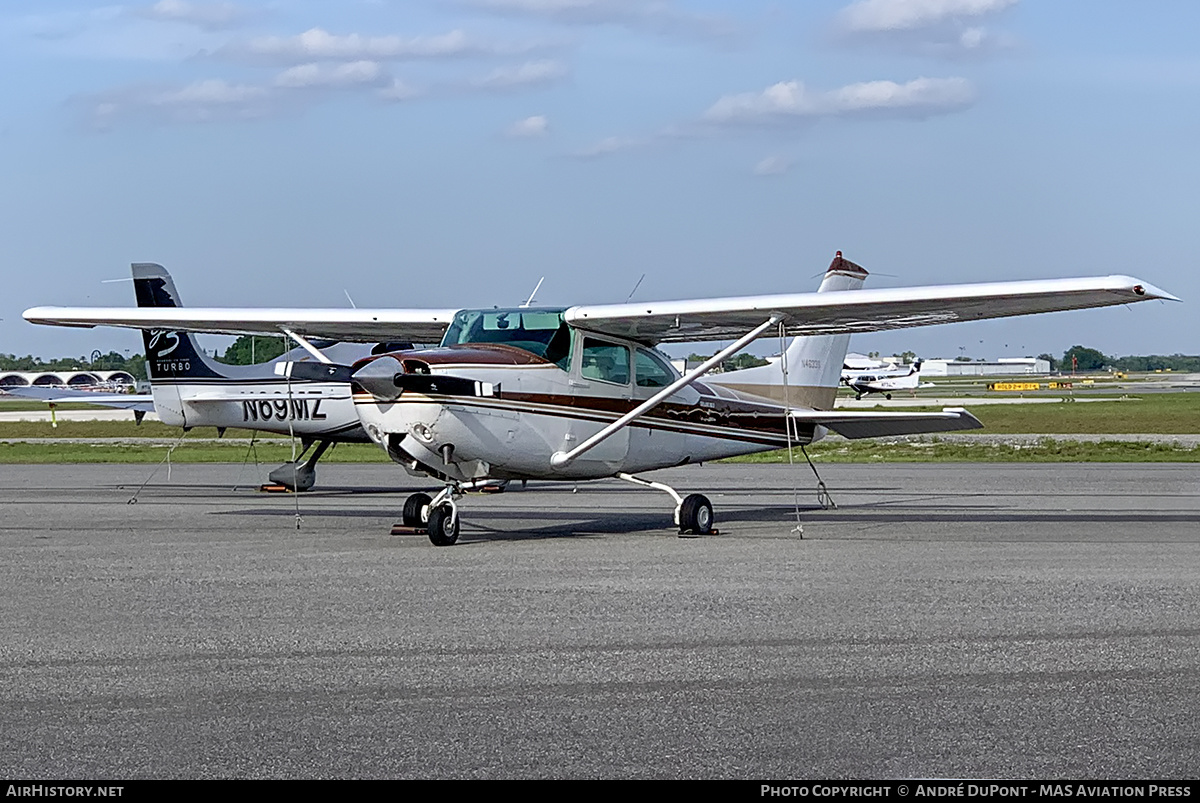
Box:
0;370;136;388
921;358;1051;377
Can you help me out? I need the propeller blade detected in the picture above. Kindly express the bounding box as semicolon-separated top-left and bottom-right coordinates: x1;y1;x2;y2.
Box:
394;373;494;397
278;361;353;383
349;356;496;401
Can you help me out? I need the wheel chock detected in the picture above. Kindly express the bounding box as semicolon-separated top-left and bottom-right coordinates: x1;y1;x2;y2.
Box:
677;528;720;538
389;524;428;536
259;484;293;493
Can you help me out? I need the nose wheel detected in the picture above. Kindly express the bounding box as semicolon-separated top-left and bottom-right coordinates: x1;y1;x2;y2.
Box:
427;503;459;546
402;492;432;527
397;480;501;545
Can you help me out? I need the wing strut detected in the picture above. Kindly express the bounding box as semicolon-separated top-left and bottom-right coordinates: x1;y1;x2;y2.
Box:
281;328;333;364
550;314;783;469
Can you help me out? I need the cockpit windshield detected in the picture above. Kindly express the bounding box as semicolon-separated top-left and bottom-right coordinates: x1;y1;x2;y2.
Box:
440;307;571;367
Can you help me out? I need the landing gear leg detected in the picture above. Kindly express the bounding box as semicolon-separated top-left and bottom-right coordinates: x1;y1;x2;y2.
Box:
268;439;332;492
616;472;716;537
401;479;501;545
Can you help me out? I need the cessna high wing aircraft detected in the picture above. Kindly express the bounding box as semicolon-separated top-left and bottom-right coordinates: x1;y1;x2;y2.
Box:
22;263;416;490
25;253;1175;544
844;360;927;400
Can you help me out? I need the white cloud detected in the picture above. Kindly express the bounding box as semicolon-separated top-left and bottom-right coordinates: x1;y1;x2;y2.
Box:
834;0;1018;58
378;78;423;101
704;76;975;124
82;78;278;127
133;1;250;31
274;61;387;89
467;0;739;40
753;156;791;176
158;78;265;105
472;60;567;90
837;0;1017;33
506;115;549;137
571;135;642;158
224;27;485;63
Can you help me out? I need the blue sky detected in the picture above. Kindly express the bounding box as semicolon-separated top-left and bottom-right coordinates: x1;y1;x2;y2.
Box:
2;0;1195;362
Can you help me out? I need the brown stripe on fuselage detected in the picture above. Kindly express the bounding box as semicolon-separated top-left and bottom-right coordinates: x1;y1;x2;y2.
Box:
354;389;816;446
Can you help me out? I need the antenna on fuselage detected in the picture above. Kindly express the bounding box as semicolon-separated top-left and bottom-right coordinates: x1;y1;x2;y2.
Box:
520;277;545;308
344;289;357;309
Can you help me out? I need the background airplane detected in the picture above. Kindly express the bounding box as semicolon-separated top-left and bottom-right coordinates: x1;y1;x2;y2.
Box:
18;263;417;490
25;253;1176;541
844;360;927;400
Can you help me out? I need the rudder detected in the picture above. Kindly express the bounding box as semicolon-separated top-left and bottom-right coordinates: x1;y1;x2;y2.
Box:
132;263;227;381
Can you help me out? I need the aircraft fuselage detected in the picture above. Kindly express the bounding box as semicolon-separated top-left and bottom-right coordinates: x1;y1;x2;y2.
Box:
150;378;368;441
353;337;817;483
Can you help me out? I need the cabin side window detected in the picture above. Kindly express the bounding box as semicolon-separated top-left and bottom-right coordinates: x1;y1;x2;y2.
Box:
581;338;630;385
635;348;676;388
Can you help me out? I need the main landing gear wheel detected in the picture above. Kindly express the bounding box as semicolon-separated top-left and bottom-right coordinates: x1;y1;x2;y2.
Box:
678;493;714;536
427;504;460;546
402;492;432;527
885;393;893;400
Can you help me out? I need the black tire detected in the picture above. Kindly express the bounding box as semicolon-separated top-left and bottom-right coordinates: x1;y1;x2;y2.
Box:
678;493;714;535
885;393;892;400
402;492;432;527
427;504;460;546
855;393;862;400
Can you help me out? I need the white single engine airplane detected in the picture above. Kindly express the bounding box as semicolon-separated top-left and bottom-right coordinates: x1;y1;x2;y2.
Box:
25;253;1175;543
18;263;417;490
844;360;927;400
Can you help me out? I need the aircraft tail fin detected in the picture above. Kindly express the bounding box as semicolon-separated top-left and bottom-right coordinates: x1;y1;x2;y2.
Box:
710;252;868;409
132;262;229;381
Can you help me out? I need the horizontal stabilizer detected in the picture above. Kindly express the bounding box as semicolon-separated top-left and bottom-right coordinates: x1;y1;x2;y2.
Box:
791;407;983;439
3;386;155;412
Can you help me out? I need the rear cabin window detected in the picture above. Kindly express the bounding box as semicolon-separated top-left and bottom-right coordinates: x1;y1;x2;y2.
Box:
441;308;571;368
635;349;676;388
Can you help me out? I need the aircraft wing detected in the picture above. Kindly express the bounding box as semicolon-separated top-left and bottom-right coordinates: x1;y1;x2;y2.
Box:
21;307;459;343
3;386;155;412
791;407;983;439
564;275;1176;343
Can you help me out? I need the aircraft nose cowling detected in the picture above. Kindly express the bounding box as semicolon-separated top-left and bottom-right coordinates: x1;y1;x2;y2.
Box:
352;356;404;401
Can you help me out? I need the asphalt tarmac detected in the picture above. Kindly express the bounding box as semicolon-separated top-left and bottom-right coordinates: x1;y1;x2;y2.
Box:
2;462;1198;779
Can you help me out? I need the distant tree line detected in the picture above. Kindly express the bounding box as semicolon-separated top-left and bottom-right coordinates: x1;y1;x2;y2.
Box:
687;352;770;372
1058;346;1200;373
218;335;288;365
